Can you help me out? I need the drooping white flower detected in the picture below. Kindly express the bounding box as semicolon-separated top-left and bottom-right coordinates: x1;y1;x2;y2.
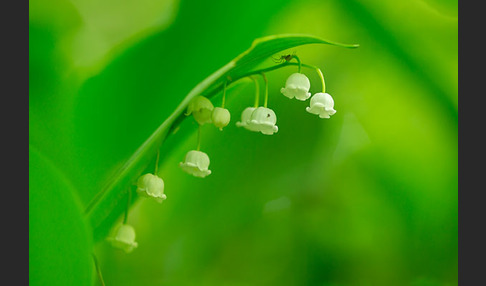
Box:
185;95;214;125
108;224;138;253
280;73;311;101
247;107;278;135
235;107;259;131
136;173;167;203
211;107;231;131
179;150;212;178
306;93;337;119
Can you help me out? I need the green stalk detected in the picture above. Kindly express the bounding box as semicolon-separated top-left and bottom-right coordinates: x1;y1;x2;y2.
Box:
261;73;268;108
315;67;326;93
250;76;260;108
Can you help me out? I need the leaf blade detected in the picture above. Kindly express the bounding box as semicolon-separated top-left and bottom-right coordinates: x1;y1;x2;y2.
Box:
30;146;93;286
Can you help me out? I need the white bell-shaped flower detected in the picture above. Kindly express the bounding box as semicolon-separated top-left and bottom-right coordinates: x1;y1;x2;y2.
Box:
306;92;337;118
185;95;214;125
235;107;259;131
136;173;167;203
211;107;231;131
280;73;311;101
108;224;138;253
247;107;278;135
179;150;212;178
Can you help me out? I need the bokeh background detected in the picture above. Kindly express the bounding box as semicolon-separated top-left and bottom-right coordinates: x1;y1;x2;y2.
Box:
29;0;458;285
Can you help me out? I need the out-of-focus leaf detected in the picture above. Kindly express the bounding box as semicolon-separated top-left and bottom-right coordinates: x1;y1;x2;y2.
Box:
29;146;93;286
29;0;82;180
68;0;179;69
419;0;458;17
85;34;358;242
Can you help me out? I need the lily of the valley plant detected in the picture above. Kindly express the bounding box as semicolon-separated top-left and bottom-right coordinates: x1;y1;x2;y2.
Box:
107;53;338;253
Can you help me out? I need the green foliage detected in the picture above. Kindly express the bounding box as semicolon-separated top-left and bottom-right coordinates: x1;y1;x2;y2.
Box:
29;146;93;285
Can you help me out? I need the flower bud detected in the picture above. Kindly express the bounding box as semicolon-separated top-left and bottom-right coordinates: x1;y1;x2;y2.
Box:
136;173;167;203
108;224;138;253
211;107;231;131
306;93;336;118
185;95;214;125
179;150;212;178
280;73;311;101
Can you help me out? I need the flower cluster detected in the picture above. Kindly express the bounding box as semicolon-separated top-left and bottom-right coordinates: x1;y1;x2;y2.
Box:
110;54;337;253
178;57;337;179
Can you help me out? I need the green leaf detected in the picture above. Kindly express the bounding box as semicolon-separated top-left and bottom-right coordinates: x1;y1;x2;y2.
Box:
29;146;93;286
230;34;358;76
85;34;358;242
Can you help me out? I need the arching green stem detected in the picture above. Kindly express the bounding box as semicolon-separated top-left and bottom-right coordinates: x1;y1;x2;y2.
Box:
261;73;268;108
220;62;325;95
250;75;260;108
214;62;319;94
315;67;326;93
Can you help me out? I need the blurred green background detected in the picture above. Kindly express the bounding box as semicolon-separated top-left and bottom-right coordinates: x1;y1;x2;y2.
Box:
29;0;458;285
